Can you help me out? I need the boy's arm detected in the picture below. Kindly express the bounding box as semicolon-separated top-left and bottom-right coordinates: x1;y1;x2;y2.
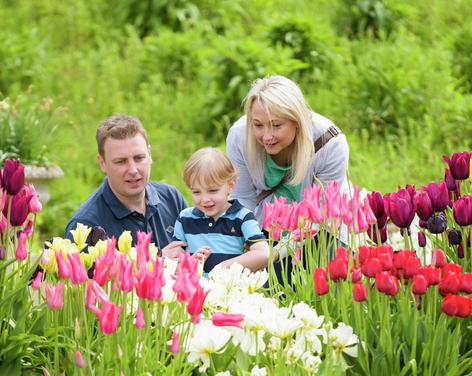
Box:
217;240;269;272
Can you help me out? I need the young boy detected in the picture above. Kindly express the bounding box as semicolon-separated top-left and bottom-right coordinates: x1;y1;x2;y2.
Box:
173;147;270;273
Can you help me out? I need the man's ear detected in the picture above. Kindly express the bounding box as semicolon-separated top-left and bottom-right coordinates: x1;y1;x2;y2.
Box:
97;154;107;173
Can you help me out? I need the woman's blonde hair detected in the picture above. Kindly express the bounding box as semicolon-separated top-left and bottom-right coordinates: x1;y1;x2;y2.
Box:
183;147;237;188
244;75;314;185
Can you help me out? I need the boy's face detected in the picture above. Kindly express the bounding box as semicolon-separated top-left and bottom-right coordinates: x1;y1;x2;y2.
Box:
190;180;236;220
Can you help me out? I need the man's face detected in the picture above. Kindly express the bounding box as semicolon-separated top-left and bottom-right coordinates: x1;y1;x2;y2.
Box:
98;134;151;203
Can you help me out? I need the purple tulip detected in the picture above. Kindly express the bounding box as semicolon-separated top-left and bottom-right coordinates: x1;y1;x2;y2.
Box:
458;244;464;259
9;191;30;227
423;181;449;212
367;191;385;219
427;212;448;234
414;191;433;221
418;231;427;247
388;188;416;229
444;168;456;191
448;229;462;245
419;219;427;228
453;196;472;226
443;152;471;180
2;160;25;196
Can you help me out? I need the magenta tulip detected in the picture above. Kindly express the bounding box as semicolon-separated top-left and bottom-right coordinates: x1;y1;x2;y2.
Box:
2;160;25;195
452;195;472;226
45;282;64;310
443;151;471;180
387;188;415;229
418;231;427;247
25;184;42;213
15;232;28;260
69;252;88;284
96;300;121;335
32;271;43;290
187;284;209;324
8;191;30;226
171;331;180;354
414;191;433;221
423;182;449;212
55;251;71;280
135;308;145;329
444;168;456;191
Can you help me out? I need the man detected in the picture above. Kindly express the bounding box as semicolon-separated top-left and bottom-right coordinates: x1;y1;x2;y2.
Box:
65;114;186;258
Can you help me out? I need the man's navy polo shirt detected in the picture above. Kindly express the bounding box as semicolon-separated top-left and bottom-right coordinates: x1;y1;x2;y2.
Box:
65;179;187;249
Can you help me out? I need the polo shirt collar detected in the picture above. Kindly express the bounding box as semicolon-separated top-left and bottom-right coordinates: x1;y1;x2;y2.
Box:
191;199;242;218
101;179;160;219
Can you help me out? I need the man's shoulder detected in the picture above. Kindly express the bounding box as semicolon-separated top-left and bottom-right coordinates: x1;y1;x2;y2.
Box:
147;181;183;198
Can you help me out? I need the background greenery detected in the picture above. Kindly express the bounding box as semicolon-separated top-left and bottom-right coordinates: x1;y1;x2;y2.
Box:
0;0;471;240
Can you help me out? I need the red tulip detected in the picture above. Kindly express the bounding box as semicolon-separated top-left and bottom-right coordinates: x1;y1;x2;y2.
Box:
432;250;446;268
314;267;329;295
187;284;209;324
353;281;368;302
351;267;362;283
212;312;245;329
376;272;399;296
420;266;441;285
358;246;371;265
2;160;25;195
45;281;64;310
362;257;382;278
441;295;472;318
443;152;471;180
328;258;348;281
96;300;121;335
403;256;421;279
412;274;428;295
460;273;472;294
439;273;461;297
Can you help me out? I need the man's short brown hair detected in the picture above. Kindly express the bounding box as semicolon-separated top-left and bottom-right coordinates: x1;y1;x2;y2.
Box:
96;114;149;157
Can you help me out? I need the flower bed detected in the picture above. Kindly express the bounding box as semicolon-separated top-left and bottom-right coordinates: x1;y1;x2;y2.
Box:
0;153;471;375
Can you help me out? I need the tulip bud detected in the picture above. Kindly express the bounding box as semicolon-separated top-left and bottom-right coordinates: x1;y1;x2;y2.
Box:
171;331;180;354
419;219;427;228
418;231;427;247
447;229;462;245
427;212;447;234
457;244;464;259
444;168;457;191
75;351;85;368
32;271;43;290
135;308;145;329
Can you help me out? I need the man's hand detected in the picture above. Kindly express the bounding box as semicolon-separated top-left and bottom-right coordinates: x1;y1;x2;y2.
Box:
161;241;187;260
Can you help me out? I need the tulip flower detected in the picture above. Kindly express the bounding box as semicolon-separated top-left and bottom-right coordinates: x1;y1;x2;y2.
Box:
357;246;371;265
387;188;415;229
328;258;348;281
314;267;329;295
212;312;245;329
15;232;28;260
75;351;85;369
2;160;25;195
353;281;367;302
427;212;448;234
460;273;472;294
32;271;43;290
96;300;122;335
444;168;457;191
412;274;428;295
457;244;464;259
187;284;209;324
171;331;180;354
432;250;446;268
69;252;88;284
8;191;30;227
118;230;132;253
45;282;64;310
55;251;71;279
367;191;385;220
447;229;462;245
351;267;362;283
439;274;461;297
452;196;472;226
441;295;472;318
423;182;449;212
414;191;433;221
418;231;427;247
403;256;420;279
443;151;471;180
375;272;399;296
118;255;134;292
420;266;440;285
135;308;145;329
361;258;382;278
25;184;42;213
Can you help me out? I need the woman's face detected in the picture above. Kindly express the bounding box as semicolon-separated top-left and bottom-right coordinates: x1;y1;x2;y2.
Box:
250;101;298;164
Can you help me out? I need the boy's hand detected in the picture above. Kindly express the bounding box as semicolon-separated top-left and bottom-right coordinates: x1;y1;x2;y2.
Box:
193;246;211;262
161;241;187;260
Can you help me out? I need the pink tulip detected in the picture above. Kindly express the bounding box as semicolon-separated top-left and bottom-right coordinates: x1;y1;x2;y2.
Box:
75;350;85;368
173;271;194;302
136;231;152;271
0;213;8;233
135;308;145;329
55;251;71;279
119;255;134;292
96;300;121;335
32;271;43;290
69;252;88;284
187;284;209;324
363;197;377;225
171;331;180;354
25;184;42;213
45;282;64;310
15;232;28;260
212;312;245;329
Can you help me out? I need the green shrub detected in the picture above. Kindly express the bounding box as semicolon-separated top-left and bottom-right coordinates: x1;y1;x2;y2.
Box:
452;25;472;92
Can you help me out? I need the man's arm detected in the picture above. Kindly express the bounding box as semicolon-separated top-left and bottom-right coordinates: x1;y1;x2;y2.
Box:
217;240;269;271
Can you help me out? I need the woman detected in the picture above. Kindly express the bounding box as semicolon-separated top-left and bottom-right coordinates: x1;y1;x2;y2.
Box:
226;75;349;283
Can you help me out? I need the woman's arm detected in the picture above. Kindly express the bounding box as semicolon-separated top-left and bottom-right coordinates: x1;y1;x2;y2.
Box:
314;133;349;188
